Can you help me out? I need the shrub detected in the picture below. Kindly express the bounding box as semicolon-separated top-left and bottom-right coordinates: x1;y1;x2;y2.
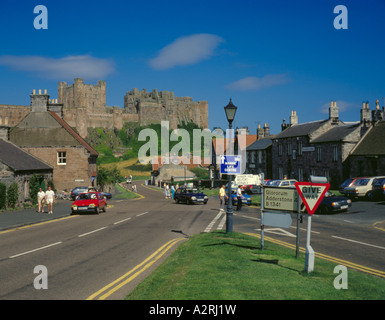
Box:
7;183;18;208
0;183;6;210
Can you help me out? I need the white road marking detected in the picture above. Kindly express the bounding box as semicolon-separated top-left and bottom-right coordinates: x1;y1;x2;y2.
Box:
217;215;227;230
136;212;148;217
114;217;132;225
331;236;385;250
205;211;223;232
78;227;107;238
10;241;63;259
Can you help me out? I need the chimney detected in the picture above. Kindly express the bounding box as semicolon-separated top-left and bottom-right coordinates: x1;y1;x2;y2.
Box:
289;110;298;126
329;100;339;123
372;99;384;123
257;124;264;140
360;100;371;136
263;123;270;137
30;89;49;112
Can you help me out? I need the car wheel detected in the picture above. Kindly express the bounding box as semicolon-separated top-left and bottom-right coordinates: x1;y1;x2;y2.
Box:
186;199;191;205
95;207;100;214
103;205;106;212
175;198;179;204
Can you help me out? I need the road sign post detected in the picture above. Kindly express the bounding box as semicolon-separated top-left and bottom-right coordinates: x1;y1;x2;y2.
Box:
295;181;330;273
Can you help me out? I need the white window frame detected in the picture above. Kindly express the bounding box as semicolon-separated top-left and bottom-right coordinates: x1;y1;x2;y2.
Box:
57;151;67;165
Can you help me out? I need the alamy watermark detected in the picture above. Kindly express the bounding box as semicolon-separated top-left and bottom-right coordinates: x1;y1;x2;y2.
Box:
333;265;348;290
33;5;48;30
137;121;246;173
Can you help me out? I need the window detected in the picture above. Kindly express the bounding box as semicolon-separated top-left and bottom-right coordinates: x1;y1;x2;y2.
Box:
57;151;67;165
298;141;302;156
298;167;303;181
258;151;262;164
287;143;292;156
332;146;338;162
278;143;282;156
316;147;322;162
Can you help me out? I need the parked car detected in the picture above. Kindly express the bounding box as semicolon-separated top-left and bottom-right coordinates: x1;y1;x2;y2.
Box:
71;186;110;200
316;191;352;214
343;176;385;199
368;177;385;200
71;192;107;214
339;178;356;195
242;184;261;194
224;188;252;206
70;186;88;200
269;179;297;187
174;187;208;205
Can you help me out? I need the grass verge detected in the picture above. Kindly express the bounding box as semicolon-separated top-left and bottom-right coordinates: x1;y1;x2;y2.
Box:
114;183;141;199
126;231;385;300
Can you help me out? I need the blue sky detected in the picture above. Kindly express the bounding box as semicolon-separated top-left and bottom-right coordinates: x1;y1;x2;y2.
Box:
1;0;384;135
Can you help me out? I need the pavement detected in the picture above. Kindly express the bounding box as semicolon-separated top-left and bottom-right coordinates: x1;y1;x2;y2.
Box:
0;199;74;231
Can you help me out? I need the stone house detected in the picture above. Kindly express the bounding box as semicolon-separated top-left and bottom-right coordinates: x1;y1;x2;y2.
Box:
0;128;53;205
271;102;363;187
9;90;98;193
347;121;385;177
245;137;273;178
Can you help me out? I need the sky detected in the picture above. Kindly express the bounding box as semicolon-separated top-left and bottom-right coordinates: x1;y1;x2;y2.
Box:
0;0;384;135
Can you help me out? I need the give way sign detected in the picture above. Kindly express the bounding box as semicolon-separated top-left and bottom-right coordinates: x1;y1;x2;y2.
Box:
294;182;330;215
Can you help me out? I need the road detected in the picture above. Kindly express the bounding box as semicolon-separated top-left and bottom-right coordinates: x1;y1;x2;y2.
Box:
0;183;225;300
0;184;384;300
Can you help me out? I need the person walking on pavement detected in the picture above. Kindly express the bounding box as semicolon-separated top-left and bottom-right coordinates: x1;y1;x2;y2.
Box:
219;185;228;211
45;186;55;214
236;185;244;211
37;188;45;213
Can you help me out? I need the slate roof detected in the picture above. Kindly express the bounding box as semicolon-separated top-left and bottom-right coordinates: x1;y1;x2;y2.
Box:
0;139;52;172
274;120;328;139
311;122;361;143
48;111;98;156
350;121;385;156
246;137;273;150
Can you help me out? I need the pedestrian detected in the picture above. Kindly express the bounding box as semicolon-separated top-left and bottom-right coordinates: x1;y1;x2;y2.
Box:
164;183;169;199
219;185;227;211
45;186;55;214
236;185;244;211
37;187;45;213
171;185;175;199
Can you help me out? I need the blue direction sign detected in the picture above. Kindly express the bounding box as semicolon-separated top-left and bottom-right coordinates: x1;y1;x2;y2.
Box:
220;155;241;175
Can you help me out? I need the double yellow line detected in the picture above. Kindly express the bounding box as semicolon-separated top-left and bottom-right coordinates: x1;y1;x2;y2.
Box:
86;237;185;300
245;233;385;279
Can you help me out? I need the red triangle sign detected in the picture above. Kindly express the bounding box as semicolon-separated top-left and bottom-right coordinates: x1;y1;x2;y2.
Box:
295;182;330;215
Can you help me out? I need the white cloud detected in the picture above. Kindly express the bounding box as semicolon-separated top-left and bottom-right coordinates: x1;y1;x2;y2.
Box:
149;33;224;70
0;55;115;80
226;74;290;91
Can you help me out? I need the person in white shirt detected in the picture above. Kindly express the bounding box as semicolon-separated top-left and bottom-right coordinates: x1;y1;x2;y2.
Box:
45;186;55;214
236;186;244;211
37;188;45;213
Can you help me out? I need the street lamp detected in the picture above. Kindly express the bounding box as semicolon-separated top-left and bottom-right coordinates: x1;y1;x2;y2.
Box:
224;98;237;233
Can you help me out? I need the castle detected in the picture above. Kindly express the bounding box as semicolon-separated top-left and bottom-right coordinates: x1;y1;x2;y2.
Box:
0;78;209;138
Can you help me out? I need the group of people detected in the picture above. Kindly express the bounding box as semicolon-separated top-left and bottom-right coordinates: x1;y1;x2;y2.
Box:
164;183;179;199
219;184;245;211
37;186;55;214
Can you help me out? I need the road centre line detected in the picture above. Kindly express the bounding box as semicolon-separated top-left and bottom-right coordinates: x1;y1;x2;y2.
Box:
9;241;63;259
114;217;132;225
136;212;148;217
331;235;385;250
78;227;107;238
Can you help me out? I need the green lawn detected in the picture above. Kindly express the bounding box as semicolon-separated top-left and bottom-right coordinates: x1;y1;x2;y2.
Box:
126;231;385;300
114;183;141;199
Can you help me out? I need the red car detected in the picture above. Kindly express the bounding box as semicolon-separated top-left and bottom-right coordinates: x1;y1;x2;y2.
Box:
71;192;107;214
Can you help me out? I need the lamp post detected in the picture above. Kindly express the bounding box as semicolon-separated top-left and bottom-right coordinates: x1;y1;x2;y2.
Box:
224;98;237;233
